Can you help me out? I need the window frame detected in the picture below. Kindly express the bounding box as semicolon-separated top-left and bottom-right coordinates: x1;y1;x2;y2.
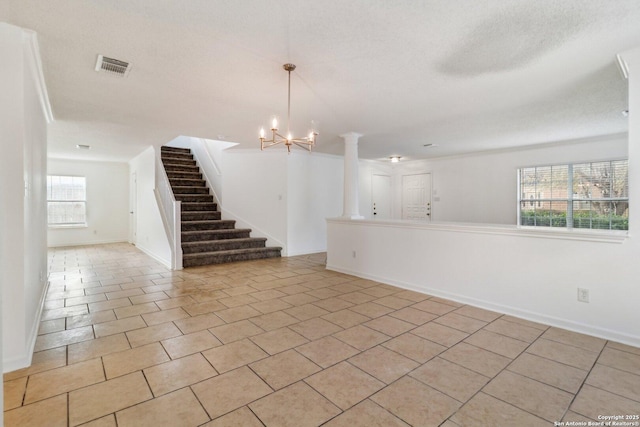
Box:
517;159;629;231
47;175;88;228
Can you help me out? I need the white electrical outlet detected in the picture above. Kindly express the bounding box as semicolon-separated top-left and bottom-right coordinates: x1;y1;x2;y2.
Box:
577;288;590;303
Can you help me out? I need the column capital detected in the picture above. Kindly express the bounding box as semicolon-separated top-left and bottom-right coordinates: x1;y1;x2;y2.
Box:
339;132;363;144
619;46;640;69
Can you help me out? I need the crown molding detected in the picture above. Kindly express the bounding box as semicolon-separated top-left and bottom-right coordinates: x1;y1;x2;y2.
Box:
23;29;53;123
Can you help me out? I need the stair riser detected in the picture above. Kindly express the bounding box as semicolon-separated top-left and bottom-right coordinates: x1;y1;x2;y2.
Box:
175;195;214;203
169;179;206;187
183;250;281;267
160;153;195;165
181;203;218;211
161;147;191;154
163;165;199;172
182;239;267;254
181;221;236;232
181;212;221;221
166;172;203;180
182;230;251;242
161;153;194;160
161;158;196;166
173;187;210;195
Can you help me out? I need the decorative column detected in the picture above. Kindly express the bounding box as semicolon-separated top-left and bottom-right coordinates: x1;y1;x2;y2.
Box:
340;132;364;219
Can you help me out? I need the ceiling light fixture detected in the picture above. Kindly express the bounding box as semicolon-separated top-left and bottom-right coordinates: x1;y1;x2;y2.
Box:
259;64;318;153
622;110;629;117
390;156;401;163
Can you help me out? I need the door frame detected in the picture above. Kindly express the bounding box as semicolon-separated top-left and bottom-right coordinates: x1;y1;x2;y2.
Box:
371;173;392;219
129;171;137;245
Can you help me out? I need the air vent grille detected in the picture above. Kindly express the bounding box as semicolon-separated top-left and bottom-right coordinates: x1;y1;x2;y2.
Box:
95;55;131;77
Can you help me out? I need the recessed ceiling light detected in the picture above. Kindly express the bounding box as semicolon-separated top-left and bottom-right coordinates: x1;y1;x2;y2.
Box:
76;144;91;150
390;156;401;163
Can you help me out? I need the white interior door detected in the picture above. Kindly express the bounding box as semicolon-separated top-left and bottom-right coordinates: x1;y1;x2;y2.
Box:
402;173;432;221
372;174;391;219
129;172;137;244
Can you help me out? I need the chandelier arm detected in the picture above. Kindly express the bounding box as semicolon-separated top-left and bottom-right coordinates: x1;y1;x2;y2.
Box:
261;139;285;149
292;141;313;152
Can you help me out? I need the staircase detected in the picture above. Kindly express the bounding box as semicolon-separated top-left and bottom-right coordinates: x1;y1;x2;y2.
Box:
160;146;282;268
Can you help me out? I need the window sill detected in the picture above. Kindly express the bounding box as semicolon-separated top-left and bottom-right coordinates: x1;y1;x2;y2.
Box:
48;224;88;229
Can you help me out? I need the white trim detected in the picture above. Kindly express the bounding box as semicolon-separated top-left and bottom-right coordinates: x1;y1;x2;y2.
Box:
134;243;172;270
325;263;640;348
48;224;89;229
47;238;129;248
221;207;287;253
199;138;222;176
326;217;628;244
23;30;53;123
285;247;327;257
401;132;628;163
191;139;221;206
3;277;49;373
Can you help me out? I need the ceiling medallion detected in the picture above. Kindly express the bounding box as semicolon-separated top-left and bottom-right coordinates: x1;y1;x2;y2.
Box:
259;63;318;153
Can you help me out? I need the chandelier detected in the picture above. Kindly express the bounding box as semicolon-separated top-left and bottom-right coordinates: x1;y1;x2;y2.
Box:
259;63;318;152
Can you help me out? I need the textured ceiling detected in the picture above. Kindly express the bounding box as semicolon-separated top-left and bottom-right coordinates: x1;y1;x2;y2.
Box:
3;0;639;162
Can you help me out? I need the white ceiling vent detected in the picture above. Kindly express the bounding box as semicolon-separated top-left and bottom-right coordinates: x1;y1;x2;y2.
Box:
95;55;131;77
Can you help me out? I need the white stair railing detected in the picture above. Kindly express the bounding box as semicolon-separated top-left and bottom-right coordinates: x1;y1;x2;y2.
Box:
154;148;183;270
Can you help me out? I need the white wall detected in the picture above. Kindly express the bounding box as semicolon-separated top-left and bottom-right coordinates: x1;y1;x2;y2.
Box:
190;146;344;256
129;146;172;267
287;153;343;255
327;219;640;347
47;159;129;247
0;24;50;372
222;150;289;251
381;135;627;224
193;138;236;206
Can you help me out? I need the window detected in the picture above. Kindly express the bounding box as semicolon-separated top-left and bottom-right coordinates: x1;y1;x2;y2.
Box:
518;160;628;231
47;175;87;226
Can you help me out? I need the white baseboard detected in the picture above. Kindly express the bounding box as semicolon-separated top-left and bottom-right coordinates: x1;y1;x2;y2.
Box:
3;277;49;373
47;238;128;248
134;244;172;270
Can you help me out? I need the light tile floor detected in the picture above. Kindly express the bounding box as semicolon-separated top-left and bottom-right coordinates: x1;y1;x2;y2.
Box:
4;243;640;426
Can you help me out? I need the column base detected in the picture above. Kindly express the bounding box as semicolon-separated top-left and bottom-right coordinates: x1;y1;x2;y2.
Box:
341;214;365;220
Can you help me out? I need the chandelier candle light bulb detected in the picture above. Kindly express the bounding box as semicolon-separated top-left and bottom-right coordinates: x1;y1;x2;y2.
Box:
259;63;318;153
